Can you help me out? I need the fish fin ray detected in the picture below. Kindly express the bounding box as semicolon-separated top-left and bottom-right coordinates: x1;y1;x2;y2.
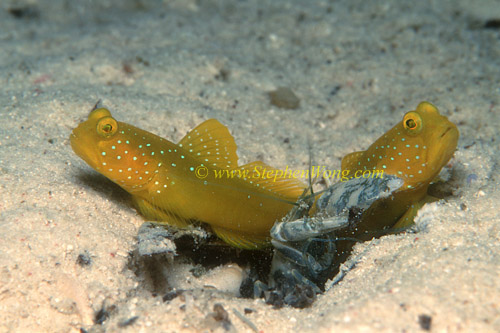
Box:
132;195;190;228
178;119;238;169
211;225;270;249
392;195;437;229
238;161;307;200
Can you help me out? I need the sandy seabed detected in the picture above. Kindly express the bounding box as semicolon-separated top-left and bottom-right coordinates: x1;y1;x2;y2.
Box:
1;0;500;332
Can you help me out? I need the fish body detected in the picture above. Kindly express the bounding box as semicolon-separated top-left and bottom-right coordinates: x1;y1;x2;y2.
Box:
340;101;459;237
70;108;306;249
249;102;458;306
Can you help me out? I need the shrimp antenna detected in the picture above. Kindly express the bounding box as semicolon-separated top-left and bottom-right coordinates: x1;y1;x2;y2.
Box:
303;137;316;213
283;137;318;221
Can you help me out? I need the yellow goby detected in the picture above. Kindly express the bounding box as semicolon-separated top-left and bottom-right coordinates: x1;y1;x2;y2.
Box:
70;108;306;249
341;101;459;237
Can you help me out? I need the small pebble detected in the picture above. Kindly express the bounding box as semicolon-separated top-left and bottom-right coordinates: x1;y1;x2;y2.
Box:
76;251;92;267
418;314;432;331
268;87;300;109
208;303;232;331
118;316;139;327
484;19;500;29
